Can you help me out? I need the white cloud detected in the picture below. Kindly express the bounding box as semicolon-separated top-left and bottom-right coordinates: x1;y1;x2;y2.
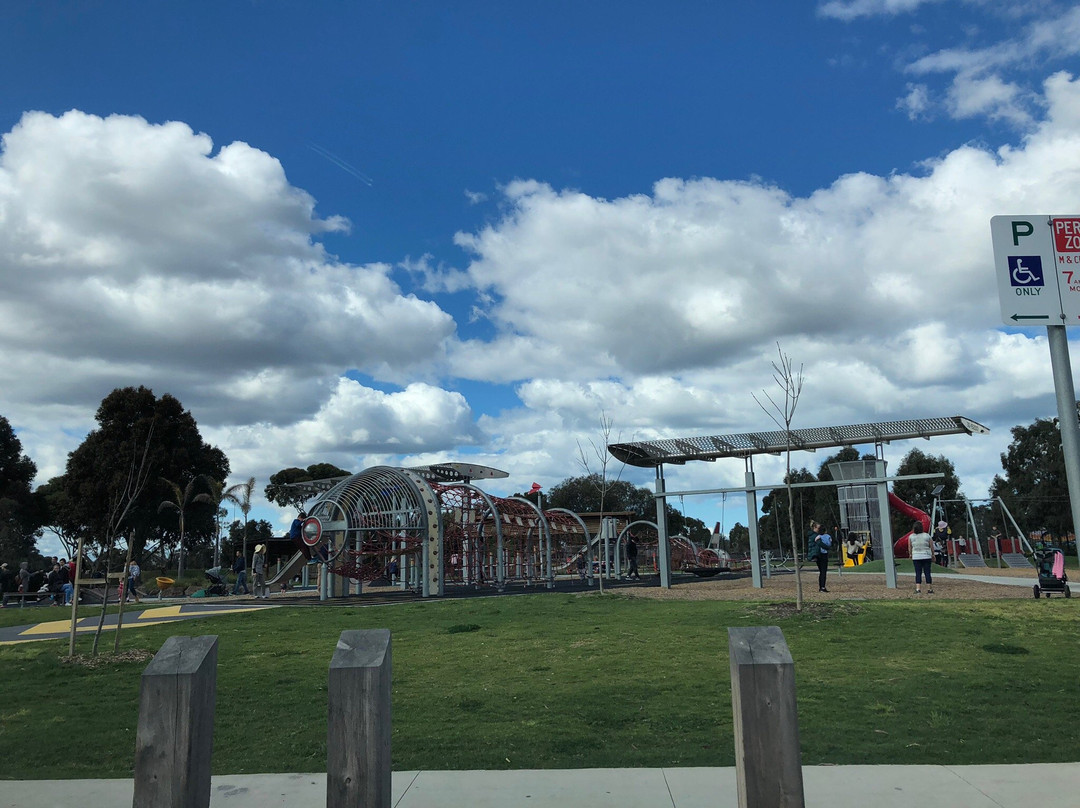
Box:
945;73;1032;125
9;72;1080;544
893;5;1080;125
430;73;1080;512
818;0;949;22
897;83;932;119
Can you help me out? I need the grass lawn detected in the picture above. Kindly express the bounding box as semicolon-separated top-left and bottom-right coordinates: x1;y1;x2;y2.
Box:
0;592;1077;779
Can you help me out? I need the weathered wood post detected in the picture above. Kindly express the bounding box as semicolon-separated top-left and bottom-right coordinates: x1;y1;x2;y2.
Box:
728;626;804;808
327;629;392;808
133;635;218;808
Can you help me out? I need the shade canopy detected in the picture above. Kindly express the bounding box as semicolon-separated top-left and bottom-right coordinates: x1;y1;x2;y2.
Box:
607;415;989;468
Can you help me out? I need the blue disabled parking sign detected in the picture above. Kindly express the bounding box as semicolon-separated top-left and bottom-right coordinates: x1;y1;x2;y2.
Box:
1009;255;1044;287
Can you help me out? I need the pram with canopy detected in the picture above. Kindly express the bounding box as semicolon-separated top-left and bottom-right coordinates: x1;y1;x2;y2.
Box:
203;566;229;597
1033;548;1071;599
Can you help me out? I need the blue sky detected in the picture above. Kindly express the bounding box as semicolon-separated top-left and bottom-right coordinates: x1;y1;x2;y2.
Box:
4;0;1080;552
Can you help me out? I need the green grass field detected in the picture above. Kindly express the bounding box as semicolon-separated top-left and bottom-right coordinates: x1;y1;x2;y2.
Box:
1;592;1077;779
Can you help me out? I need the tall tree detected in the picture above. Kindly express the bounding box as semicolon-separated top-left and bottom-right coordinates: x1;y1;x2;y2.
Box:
728;522;751;556
61;387;228;559
264;464;350;511
35;477;84;560
890;447;961;537
759;468;816;553
991;415;1071;537
225;518;275;556
158;477;203;579
0;416;41;562
545;474;703;539
222;476;256;562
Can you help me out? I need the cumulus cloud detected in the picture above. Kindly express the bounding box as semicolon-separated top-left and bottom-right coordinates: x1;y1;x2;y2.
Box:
435;74;1080;510
0;110;460;484
205;377;481;472
10;73;1080;545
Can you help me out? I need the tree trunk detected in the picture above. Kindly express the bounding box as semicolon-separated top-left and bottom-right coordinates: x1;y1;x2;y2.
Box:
787;487;803;611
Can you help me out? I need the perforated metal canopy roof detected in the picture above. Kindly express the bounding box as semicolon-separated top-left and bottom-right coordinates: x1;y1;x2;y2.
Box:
607;415;989;468
281;462;509;498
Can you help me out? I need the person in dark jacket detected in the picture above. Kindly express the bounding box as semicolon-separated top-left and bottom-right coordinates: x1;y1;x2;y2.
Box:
811;524;832;593
625;535;641;580
232;550;249;595
47;564;65;606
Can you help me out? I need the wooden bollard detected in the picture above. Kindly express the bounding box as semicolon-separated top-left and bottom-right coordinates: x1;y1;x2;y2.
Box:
728;626;804;808
327;629;392;808
133;635;218;808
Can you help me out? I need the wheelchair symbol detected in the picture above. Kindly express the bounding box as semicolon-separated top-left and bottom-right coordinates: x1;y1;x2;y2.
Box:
1009;256;1043;287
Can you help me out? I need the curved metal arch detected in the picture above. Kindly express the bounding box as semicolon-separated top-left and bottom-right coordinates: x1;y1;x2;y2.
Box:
615;520;660;545
545;507;595;575
443;482;507;590
306;465;439;596
396;468;442;597
510;496;554;588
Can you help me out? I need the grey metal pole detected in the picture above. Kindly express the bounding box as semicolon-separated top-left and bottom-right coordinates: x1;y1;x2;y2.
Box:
746;468;762;588
1047;325;1080;553
876;459;897;589
655;465;671;589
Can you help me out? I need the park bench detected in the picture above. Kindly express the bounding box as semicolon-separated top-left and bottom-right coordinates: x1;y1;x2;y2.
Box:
1;590;62;608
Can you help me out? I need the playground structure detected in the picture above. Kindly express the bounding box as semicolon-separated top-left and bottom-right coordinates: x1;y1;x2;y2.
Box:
608;415;992;590
279;416;994;598
283;463;677;599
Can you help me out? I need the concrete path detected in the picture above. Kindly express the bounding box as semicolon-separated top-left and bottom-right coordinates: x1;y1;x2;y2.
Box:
5;764;1079;807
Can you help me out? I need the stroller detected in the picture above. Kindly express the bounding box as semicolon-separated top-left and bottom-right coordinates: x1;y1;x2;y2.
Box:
1033;548;1071;599
203;567;229;597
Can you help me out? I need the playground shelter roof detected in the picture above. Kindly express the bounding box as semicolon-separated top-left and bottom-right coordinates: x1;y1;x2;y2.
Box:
282;462;509;498
606;415;989;468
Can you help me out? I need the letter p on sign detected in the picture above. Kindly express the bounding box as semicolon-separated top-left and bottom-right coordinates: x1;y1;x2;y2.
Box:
1012;220;1034;245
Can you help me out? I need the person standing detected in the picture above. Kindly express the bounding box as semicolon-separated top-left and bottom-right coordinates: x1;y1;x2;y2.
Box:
251;544;267;598
910;520;934;594
127;559;141;603
625;534;641;580
232;550;249;595
813;524;832;593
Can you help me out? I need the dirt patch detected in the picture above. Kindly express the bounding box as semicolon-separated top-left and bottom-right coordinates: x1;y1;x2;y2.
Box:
60;648;155;668
618;570;1035;602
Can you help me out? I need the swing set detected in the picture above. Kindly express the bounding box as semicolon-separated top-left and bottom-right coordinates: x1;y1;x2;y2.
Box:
925;494;1033;568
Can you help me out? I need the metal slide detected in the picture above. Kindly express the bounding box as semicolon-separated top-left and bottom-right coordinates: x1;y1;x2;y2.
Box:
265;551;311;590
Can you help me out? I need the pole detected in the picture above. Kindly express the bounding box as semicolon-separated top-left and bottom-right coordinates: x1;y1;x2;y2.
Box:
746;466;762;588
655;465;671;589
876;459;897;589
1047;325;1080;553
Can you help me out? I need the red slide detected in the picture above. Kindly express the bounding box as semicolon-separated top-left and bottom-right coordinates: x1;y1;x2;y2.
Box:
888;492;931;559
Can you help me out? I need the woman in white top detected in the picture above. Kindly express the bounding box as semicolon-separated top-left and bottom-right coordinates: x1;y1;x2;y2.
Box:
909;520;934;595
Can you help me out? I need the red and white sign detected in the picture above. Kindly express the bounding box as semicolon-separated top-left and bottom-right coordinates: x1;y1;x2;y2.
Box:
301;516;323;547
1053;218;1080;254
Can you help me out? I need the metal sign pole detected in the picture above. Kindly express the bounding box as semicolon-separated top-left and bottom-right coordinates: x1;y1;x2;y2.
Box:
1047;325;1080;550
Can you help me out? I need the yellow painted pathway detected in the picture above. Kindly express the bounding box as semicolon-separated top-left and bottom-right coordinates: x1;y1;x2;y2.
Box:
0;601;275;645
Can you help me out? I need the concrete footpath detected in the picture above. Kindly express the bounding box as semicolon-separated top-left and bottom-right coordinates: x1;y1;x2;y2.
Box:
5;764;1078;807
